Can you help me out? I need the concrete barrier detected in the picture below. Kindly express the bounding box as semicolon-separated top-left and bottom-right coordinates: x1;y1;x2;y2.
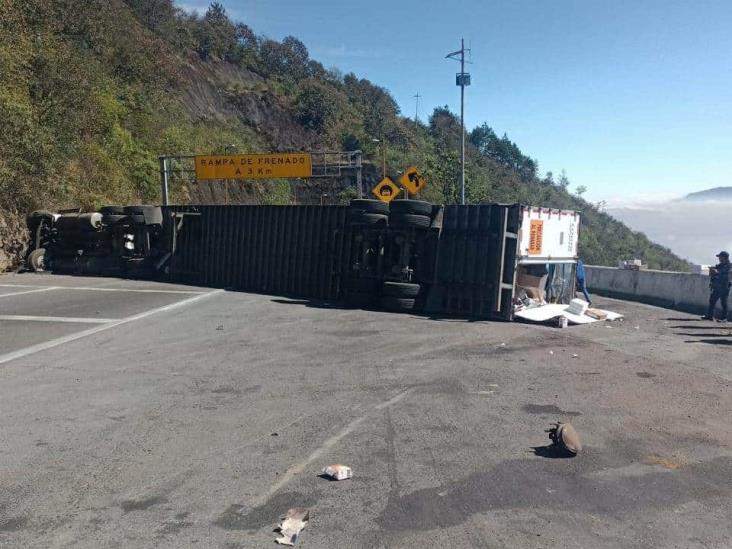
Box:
585;266;729;319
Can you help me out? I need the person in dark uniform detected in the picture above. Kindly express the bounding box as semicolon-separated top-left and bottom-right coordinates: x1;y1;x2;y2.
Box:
703;251;730;322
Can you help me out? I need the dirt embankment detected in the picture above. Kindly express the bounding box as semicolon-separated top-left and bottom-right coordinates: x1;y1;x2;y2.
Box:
0;210;27;271
180;57;317;152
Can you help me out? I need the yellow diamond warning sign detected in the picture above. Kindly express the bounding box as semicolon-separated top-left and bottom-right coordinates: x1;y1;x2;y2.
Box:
195;153;312;180
399;165;427;195
372;177;401;203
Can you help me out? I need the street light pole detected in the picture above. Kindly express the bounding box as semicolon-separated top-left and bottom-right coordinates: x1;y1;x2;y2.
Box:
459;39;465;206
446;39;471;205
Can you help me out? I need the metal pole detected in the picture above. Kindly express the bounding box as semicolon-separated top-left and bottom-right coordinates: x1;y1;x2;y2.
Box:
460;38;466;206
355;151;363;198
159;156;170;205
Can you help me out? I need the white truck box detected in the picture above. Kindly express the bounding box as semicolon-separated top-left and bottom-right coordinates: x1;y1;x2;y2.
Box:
517;206;580;264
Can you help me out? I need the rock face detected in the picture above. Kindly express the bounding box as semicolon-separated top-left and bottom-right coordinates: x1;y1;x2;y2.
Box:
0;210;27;272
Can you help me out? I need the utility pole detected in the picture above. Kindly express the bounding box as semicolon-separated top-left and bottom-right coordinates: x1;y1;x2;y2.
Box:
413;93;421;126
446;39;471;205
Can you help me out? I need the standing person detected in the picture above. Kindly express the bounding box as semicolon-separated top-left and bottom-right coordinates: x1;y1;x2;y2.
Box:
576;259;591;304
703;251;730;322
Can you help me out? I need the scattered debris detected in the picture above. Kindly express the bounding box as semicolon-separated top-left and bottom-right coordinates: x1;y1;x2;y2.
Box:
271;432;279;437
549;350;554;355
216;325;224;331
547;422;582;455
634;326;640;330
571;353;578;358
275;508;309;546
321;464;353;481
514;302;623;326
585;308;608;320
499;342;507;347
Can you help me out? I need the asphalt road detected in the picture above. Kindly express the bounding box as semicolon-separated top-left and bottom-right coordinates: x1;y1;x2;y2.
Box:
0;273;731;548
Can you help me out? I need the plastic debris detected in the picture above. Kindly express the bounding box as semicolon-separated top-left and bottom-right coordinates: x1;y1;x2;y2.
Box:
499;342;507;347
571;353;578;358
549;350;554;355
322;464;353;481
548;422;582;455
275;508;309;546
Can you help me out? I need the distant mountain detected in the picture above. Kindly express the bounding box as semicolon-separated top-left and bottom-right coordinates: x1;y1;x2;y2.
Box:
681;187;732;202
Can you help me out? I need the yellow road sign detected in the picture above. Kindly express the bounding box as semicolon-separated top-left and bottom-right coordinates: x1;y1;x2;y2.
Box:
195;153;312;180
399;165;427;195
372;177;401;203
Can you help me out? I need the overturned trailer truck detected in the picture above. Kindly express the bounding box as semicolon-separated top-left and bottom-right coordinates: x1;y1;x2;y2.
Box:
24;200;580;320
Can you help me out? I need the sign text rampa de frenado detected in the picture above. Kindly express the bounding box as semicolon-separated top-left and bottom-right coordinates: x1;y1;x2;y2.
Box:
195;153;312;180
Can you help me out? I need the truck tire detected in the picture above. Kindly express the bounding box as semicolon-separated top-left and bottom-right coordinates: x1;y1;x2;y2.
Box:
388;213;430;229
349;199;389;215
380;296;416;312
27;248;46;272
127;214;146;225
55;213;102;232
100;205;125;215
389;200;432;216
349;212;388;226
123;205;163;226
102;214;129;226
382;282;420;298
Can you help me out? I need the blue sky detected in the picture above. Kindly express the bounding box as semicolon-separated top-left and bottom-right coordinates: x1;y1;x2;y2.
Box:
178;1;732;203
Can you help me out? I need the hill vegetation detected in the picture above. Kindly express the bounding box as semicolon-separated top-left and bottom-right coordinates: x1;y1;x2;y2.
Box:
0;0;690;270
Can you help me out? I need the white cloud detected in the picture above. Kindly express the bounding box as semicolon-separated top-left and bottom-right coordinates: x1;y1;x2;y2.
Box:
608;199;732;264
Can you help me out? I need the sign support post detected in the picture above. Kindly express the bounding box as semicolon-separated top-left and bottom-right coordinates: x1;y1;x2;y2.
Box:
159;156;170;206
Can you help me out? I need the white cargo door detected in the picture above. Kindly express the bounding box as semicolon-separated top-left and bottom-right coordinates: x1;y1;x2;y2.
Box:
518;207;580;263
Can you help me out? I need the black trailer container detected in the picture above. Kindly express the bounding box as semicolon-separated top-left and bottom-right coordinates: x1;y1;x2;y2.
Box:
26;202;579;321
159;203;522;320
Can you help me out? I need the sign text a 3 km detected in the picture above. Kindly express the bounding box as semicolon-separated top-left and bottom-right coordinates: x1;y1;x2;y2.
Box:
195;153;312;180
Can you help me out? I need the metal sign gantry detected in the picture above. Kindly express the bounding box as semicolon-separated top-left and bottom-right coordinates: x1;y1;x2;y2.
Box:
158;150;363;205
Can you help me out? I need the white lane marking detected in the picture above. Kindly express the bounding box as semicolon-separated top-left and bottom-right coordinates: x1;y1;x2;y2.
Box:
0;284;203;295
56;287;206;295
0;287;57;298
252;388;414;508
0;315;116;324
0;290;224;366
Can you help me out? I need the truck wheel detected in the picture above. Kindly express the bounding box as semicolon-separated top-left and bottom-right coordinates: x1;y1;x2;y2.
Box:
382;282;420;298
349;212;388;226
102;214;129;226
389;200;432;216
127;214;146;225
27;248;46;272
380;296;416;311
388;213;430;229
100;205;125;215
349;199;389;215
123;205;163;226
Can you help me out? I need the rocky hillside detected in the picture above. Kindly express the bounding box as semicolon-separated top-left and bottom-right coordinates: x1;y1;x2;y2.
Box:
0;0;691;271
